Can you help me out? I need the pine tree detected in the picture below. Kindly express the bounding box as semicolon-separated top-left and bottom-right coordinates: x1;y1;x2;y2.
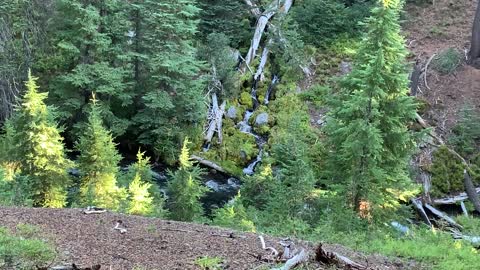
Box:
75;96;125;210
212;193;256;232
132;0;206;163
324;0;418;220
9;72;72;208
123;150;167;217
167;138;207;222
127;173;154;216
197;0;251;48
45;0;134;137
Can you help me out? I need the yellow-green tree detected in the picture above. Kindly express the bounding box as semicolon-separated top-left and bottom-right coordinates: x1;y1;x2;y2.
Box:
75;97;126;210
9;72;72;207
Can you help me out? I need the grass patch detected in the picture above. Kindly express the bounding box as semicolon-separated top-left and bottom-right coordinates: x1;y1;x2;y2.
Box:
431;48;463;74
0;224;56;269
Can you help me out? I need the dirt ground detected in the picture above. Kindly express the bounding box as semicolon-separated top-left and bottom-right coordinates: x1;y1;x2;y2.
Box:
0;207;418;270
404;0;480;136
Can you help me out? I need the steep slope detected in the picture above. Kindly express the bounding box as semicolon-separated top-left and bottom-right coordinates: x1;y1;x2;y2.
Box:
405;0;479;134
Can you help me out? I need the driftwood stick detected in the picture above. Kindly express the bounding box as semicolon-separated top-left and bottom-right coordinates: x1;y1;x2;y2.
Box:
190;155;227;174
259;235;279;257
315;244;365;269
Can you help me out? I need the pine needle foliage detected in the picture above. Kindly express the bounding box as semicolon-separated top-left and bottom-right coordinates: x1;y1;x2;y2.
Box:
123;150;167;217
75;98;125;210
9;72;72;208
167;138;207;222
324;0;418;221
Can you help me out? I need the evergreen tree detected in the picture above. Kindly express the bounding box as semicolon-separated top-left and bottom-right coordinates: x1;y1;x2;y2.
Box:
167;138;207;222
132;0;206;163
45;0;134;137
9;72;72;208
127;173;154;216
75;96;125;210
197;0;251;48
324;0;418;220
123;150;167;217
212;193;256;232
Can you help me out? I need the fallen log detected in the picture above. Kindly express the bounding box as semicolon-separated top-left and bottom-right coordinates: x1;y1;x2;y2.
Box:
424;203;463;229
432;187;480;205
190;155;228;174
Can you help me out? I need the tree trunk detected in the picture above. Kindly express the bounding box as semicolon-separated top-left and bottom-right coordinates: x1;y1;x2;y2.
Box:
469;1;480;64
463;169;480;213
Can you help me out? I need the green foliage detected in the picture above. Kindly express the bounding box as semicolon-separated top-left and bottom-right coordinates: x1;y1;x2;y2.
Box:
46;0;134;137
8;73;72;208
75;100;126;210
0;225;56;270
431;48;463;75
197;0;251;49
0;172;34;207
212;193;256;232
132;0;206;163
167;138;208;222
449;104;480;157
430;146;465;196
324;0;419;221
430;146;480;196
292;0;372;47
200;33;240;100
122;151;167;217
194;256;223;270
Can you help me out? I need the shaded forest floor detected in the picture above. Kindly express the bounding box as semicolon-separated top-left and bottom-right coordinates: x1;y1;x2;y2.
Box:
404;0;479;135
0;207;418;270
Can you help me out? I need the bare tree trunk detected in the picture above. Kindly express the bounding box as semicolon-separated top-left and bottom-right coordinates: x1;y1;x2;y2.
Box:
469;1;480;64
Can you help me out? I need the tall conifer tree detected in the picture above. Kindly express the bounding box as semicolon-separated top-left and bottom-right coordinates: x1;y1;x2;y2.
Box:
10;72;72;208
132;0;206;163
324;0;417;220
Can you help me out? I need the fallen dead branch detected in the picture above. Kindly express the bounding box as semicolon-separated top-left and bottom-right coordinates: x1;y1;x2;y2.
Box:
38;264;101;270
114;220;127;234
271;249;308;270
423;54;436;91
259;235;279;257
424;203;463;229
210;232;247;239
83;206;107;215
315;244;366;270
411;198;433;227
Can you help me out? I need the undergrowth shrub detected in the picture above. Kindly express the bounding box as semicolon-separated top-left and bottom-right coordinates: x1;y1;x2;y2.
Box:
431;48;463;74
0;225;56;269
